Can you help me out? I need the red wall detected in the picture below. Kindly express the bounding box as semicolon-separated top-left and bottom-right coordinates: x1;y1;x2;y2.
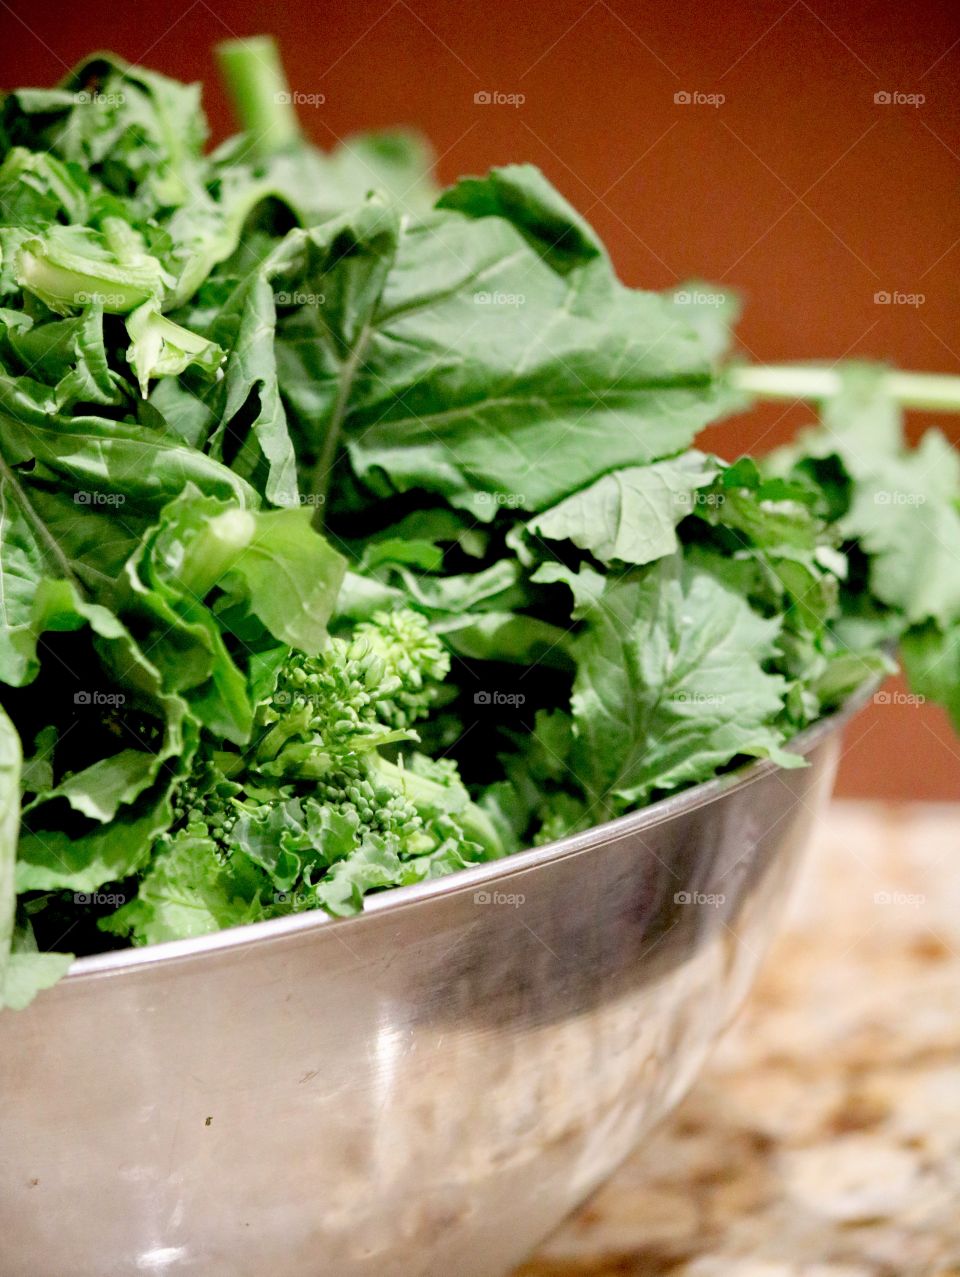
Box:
2;0;958;798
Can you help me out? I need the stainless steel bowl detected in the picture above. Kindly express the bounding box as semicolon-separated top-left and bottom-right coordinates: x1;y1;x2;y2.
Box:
0;690;872;1277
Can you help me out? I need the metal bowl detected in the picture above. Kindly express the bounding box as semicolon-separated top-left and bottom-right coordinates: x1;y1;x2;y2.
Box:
0;689;872;1277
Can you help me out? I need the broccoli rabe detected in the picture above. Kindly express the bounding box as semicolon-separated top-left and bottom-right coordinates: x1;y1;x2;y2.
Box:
253;609;450;776
104;608;505;944
8;38;960;1009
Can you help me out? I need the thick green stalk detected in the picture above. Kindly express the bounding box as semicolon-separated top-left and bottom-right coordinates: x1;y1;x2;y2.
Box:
730;363;960;412
175;509;256;599
215;36;301;156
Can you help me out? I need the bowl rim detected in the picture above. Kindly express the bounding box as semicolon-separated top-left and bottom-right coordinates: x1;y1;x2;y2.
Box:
62;676;880;983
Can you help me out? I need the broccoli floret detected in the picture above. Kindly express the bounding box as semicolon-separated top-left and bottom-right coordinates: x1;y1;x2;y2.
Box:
253;607;449;773
352;608;449;730
124;607;502;938
171;759;243;860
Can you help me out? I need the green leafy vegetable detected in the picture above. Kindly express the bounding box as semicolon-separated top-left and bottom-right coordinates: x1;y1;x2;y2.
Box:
1;38;958;1008
561;555;800;816
526;453;717;566
0;706;20;1000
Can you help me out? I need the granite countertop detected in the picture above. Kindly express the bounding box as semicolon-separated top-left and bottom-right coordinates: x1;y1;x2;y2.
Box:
516;801;960;1277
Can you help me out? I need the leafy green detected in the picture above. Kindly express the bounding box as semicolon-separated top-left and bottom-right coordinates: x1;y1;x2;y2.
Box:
339;167;723;517
1;922;73;1011
902;623;960;734
839;430;960;628
763;364;960;725
104;609;503;943
561;555;799;814
0;39;958;1004
100;831;263;945
0;706;20;996
526;452;716;566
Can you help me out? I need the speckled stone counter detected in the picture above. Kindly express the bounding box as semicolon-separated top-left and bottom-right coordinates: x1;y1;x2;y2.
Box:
517;801;960;1277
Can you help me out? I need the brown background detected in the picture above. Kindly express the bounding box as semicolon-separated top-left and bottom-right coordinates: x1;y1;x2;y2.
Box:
2;0;958;798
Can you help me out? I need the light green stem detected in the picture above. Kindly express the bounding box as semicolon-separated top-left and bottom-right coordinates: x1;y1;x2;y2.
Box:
215;36;301;157
176;509;256;598
730;364;960;412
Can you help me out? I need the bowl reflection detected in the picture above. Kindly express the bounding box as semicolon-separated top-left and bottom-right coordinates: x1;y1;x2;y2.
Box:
0;693;869;1277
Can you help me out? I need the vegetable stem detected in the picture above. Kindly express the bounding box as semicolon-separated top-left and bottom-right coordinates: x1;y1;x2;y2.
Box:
308;321;374;529
215;36;300;157
730;363;960;412
0;453;81;590
175;509;256;598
